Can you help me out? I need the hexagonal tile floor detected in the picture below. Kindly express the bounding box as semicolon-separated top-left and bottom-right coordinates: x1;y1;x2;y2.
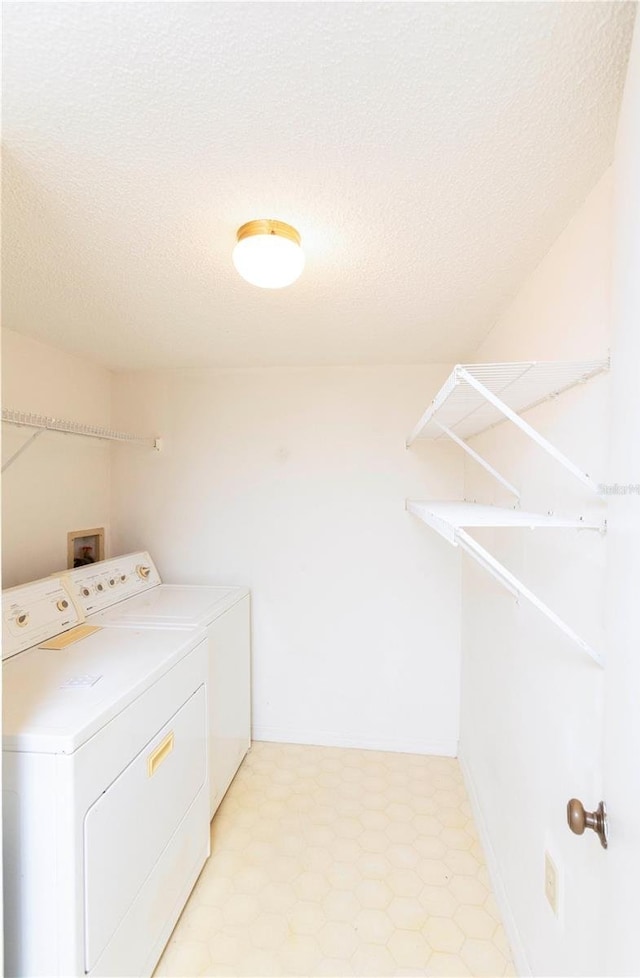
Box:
154;742;515;977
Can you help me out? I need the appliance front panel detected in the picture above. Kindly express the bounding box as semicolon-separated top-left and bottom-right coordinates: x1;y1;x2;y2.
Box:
83;684;207;972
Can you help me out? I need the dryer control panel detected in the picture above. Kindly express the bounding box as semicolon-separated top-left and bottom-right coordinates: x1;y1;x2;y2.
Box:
63;552;161;615
2;578;81;660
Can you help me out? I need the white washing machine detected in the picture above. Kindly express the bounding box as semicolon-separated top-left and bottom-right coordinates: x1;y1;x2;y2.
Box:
2;576;210;978
62;552;251;819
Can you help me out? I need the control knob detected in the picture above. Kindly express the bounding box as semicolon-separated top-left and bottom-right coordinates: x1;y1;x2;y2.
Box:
137;565;151;580
56;599;69;612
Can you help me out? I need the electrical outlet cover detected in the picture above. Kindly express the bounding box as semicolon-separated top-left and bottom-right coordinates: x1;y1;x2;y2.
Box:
545;851;559;915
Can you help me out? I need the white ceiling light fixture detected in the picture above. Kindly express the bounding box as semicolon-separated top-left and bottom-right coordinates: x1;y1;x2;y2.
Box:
233;219;305;289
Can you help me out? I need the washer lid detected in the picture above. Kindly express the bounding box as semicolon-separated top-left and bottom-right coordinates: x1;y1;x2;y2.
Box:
89;585;249;629
2;626;205;754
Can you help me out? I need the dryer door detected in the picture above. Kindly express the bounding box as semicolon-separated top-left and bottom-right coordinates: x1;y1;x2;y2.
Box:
83;685;206;973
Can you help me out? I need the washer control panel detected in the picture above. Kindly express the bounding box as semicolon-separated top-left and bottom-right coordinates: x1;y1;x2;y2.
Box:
2;578;81;660
63;552;161;615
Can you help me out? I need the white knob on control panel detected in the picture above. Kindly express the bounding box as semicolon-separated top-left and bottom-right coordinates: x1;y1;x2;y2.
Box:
16;612;29;627
137;565;151;580
56;599;69;612
82;587;91;598
96;583;105;592
108;578;116;587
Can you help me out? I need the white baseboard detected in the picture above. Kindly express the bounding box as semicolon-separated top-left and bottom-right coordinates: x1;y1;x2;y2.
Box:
458;750;531;978
252;725;458;758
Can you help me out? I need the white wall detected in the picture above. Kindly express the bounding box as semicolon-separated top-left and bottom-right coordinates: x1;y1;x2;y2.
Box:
1;328;113;587
458;172;612;977
110;366;464;755
603;18;640;976
0;329;114;972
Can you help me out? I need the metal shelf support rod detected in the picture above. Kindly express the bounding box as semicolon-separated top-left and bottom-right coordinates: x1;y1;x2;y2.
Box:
456;528;602;666
2;428;47;474
434;421;520;499
456;368;599;493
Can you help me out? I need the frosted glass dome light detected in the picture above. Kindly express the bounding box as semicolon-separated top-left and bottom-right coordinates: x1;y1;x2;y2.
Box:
233;219;304;289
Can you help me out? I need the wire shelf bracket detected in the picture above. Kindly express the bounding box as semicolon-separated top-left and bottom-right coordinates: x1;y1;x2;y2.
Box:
406;499;603;666
406;359;609;494
433;421;520;499
2;408;162;474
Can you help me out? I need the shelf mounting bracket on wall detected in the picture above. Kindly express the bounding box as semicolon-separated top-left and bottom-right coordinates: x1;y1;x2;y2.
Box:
1;408;161;474
1;427;47;474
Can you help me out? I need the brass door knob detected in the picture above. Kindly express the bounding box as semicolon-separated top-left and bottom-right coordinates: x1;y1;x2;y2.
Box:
567;798;608;849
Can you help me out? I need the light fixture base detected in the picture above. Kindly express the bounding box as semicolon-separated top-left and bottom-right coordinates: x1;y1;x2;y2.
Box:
236;219;301;247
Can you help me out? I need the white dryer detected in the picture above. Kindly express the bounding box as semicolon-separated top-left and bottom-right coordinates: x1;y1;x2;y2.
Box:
2;576;210;978
62;552;251;819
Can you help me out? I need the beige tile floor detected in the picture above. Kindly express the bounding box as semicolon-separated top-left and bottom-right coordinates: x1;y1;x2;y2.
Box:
155;742;515;978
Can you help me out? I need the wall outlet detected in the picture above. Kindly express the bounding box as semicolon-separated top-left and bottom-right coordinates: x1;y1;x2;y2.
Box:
544;851;559;915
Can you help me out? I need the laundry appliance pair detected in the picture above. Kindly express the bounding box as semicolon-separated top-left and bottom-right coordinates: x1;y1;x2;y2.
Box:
2;552;250;978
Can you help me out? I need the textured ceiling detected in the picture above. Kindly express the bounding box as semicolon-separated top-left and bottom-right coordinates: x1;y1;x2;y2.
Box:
2;2;636;370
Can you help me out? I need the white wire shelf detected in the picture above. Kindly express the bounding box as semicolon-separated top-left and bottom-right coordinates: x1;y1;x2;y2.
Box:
406;500;604;543
2;409;154;444
407;499;603;666
407;360;608;444
2;408;161;473
406;359;609;493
